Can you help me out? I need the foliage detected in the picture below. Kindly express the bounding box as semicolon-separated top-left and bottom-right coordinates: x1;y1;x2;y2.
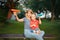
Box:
25;0;45;11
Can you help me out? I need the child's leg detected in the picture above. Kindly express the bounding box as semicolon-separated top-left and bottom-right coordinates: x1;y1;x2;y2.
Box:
35;28;40;34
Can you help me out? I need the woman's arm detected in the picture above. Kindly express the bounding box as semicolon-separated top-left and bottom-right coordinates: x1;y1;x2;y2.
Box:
39;17;42;24
14;12;24;22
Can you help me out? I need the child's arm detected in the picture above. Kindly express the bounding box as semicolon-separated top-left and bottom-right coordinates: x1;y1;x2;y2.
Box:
39;17;42;24
30;24;36;30
30;25;33;27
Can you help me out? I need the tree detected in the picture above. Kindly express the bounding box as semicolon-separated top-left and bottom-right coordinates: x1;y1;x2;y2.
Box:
24;0;45;11
50;0;55;21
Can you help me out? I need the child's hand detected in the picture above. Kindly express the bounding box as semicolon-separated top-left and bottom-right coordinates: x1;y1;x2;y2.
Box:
33;24;36;26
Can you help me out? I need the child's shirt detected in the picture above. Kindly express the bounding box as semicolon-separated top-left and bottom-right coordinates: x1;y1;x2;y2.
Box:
30;20;39;30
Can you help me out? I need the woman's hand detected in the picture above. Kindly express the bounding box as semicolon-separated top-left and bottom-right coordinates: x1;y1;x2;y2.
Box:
13;12;17;16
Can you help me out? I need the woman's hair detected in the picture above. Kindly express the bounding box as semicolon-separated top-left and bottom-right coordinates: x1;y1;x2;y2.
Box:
25;9;33;14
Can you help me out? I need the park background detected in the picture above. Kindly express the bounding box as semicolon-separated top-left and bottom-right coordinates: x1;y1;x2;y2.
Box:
0;0;60;40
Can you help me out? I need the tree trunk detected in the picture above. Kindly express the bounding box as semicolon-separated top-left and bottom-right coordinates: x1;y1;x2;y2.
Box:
50;0;55;21
51;10;55;21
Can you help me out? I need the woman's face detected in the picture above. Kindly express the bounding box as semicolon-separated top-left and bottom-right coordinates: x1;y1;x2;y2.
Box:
25;9;33;18
27;11;32;18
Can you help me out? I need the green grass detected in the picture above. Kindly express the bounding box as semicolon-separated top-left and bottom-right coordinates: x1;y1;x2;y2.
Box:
0;20;24;34
0;19;60;36
40;20;60;37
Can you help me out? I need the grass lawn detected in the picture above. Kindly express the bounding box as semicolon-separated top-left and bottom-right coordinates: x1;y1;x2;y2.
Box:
0;20;24;34
0;19;60;37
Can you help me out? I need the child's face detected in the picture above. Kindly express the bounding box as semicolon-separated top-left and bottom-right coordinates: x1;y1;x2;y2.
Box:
31;14;36;20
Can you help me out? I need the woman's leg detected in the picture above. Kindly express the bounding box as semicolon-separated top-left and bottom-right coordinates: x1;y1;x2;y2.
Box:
36;31;45;40
24;29;45;40
24;29;34;38
39;31;45;37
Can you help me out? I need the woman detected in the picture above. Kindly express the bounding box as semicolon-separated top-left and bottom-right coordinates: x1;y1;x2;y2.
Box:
14;9;45;40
